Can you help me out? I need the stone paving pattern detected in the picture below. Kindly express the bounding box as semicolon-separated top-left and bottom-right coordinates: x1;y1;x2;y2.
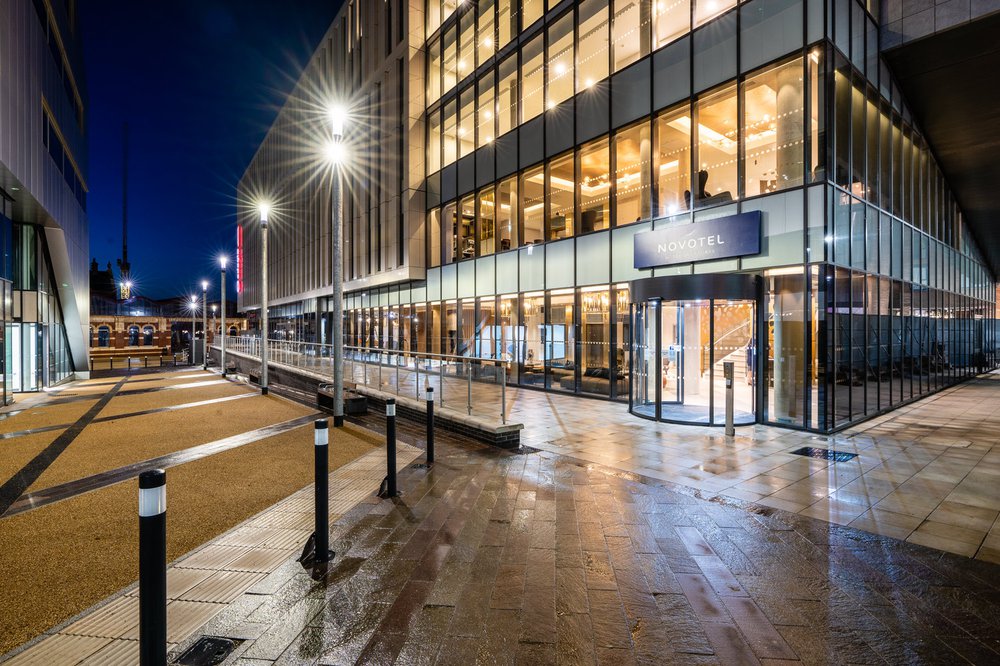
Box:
165;415;1000;665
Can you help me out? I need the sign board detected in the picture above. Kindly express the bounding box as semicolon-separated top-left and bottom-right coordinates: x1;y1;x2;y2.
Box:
633;211;762;269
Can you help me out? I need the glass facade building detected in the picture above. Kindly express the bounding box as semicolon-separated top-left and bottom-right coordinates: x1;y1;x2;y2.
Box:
0;0;90;399
239;0;996;433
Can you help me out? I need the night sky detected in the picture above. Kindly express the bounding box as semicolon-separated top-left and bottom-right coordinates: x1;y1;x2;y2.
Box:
81;2;342;300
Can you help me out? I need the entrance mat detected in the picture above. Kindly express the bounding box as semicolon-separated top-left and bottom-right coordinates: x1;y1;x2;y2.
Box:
789;446;858;462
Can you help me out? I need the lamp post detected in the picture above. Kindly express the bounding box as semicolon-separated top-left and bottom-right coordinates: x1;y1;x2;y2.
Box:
328;106;346;427
259;204;270;395
189;295;197;365
201;280;208;370
220;257;228;378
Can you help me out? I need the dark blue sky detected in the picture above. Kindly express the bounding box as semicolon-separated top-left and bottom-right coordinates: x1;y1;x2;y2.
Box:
82;2;341;300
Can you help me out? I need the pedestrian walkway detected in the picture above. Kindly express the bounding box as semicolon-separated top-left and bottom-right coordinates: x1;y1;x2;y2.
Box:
9;411;999;665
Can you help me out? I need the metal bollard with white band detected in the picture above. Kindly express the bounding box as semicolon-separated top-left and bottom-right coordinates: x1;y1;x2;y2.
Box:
138;469;167;666
426;386;435;466
313;419;332;563
385;399;397;497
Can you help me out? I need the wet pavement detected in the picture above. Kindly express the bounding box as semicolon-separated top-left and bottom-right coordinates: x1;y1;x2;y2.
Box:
163;413;1000;665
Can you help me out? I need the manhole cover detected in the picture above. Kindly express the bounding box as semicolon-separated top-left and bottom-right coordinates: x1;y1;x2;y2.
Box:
789;446;858;462
175;636;242;665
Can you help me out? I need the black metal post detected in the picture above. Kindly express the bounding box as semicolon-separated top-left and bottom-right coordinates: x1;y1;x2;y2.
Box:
314;419;331;563
426;386;434;465
386;398;397;497
138;469;166;666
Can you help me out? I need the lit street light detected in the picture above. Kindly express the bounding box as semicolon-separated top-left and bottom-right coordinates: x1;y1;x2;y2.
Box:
189;295;197;365
327;104;346;427
202;280;209;370
259;203;270;395
220;256;228;378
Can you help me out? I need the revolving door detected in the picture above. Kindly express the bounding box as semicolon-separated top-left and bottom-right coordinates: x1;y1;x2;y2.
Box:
629;275;760;426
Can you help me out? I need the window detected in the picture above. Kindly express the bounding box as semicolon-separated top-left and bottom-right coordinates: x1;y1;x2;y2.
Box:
479;188;496;256
128;326;139;346
497;175;518;250
579;137;611;232
428;38;442;104
654;105;692;215
547;13;574;109
459;9;475;81
521;35;544;122
694;0;736;27
547;290;576;390
693;84;737;207
443;99;457;166
459;86;475;158
578;0;609;90
426;108;440;173
427;0;441;37
521;165;545;245
98;326;110;347
443;25;458;93
808;47;824;182
478;0;496;66
654;0;690;48
497;0;514;50
498;54;518;136
614;122;652;225
459;195;476;259
612;0;646;72
477;72;496;147
444;201;458;264
834;65;851;188
428;208;442;267
522;0;543;29
547;152;575;240
743;58;804;197
143;326;154;346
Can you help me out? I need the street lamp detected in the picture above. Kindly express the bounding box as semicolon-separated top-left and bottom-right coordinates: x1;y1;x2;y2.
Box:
189;295;197;365
258;203;270;395
220;256;228;378
326;104;346;427
201;280;209;370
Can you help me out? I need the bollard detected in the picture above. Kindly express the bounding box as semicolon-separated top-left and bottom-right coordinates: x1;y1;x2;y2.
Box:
110;357;114;371
138;469;167;666
426;386;435;465
299;419;333;566
384;399;397;497
724;361;735;437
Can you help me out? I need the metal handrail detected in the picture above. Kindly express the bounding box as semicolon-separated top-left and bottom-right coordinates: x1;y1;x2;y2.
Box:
214;336;508;423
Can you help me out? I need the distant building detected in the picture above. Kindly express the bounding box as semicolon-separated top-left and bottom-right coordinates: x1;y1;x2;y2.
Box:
0;0;90;400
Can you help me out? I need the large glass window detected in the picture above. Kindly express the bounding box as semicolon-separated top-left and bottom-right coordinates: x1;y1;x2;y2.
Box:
654;0;690;48
497;176;518;251
578;0;609;90
743;58;804;197
522;0;544;28
808;47;825;182
547;13;574;109
443;25;458;94
694;0;736;27
443;99;457;166
612;0;647;72
498;54;518;136
497;0;514;50
459;86;475;158
428;209;442;267
834;65;851;188
521;35;544;122
614;122;652;226
477;71;495;147
479;188;496;256
427;109;441;174
458;195;476;260
547;152;575;240
580;287;613;397
443;201;458;264
547;289;576;391
478;0;496;66
654;105;692;215
459;9;475;80
521;165;545;245
521;293;545;385
579;137;610;233
767;269;806;426
693;84;737;207
428;39;442;104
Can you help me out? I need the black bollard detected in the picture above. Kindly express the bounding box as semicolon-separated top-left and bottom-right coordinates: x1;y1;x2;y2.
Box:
385;399;397;497
138;469;167;666
314;419;331;563
426;386;435;465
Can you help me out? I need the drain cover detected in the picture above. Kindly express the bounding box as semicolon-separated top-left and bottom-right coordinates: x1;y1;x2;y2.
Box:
790;446;858;462
175;637;242;665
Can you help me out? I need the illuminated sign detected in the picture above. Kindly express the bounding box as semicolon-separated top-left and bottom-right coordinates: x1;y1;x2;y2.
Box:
633;212;762;269
236;225;244;293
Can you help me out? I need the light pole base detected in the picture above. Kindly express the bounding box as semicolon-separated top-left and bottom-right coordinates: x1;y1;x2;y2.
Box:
333;415;344;427
261;387;269;396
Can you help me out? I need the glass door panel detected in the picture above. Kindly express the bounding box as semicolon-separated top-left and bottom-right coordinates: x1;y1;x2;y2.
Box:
660;302;682;404
713;300;756;425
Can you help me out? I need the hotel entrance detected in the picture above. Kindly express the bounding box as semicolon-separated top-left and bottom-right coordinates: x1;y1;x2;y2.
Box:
630;274;760;426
